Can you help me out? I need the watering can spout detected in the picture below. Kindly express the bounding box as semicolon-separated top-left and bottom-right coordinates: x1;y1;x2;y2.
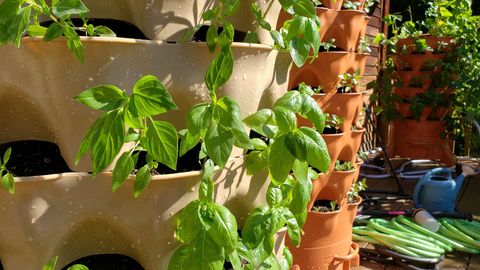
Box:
453;165;476;196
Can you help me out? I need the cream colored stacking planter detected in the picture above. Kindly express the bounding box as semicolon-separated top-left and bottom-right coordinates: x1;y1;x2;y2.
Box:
0;37;288;172
0;156;271;270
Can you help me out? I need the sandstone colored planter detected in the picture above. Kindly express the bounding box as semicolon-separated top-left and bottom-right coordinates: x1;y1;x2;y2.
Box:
0;37;287;172
396;36;455;55
39;0;281;44
0;156;271;270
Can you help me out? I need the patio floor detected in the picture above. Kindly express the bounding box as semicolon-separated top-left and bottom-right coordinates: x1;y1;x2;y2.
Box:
351;157;480;270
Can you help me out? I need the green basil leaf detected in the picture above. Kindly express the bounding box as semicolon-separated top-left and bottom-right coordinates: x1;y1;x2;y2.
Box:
74;85;127;111
205;45;234;91
215;96;244;130
290;37;310;67
1;173;14;194
176;199;203;242
42;256;58;270
280;247;293;270
210;204;238;254
43;22;65;43
274;106;297;133
186;103;213;135
266;183;282;207
52;0;89;18
198;202;216;230
290;160;311;214
206;24;218;53
182;24;204;42
124;103;146;129
244;31;259;43
145;120;178;170
298;127;330;174
268;134;295;185
251;235;274;266
218;31;232;48
199;142;208;160
0;23;11;46
285;131;307;161
286;16;306;42
91;109;125;177
131;75;178;116
274;91;303;113
231;128;254;149
278;0;295;10
75;113;107;165
268;208;284;238
246;150;268;175
187;231;224;270
221;0;241;17
179;130;201;157
94;25;116;37
67;265;89;270
27;25;47;36
3;147;11;164
10;6;31;48
294;208;307;229
133;164;150;197
112;151;134;192
259;21;271;31
205;122;234;169
251;3;262;20
125;133;140;143
242;205;269;249
283;208;300;247
0;0;21;24
243;109;278;138
305;18;320;58
270;30;284;48
305;99;325;133
251;138;267;150
293;0;316;19
199;177;214;203
37;0;50;16
64;25;80;40
222;20;234;40
228;250;242;269
167;244;189;270
67;38;85;65
260;253;281;269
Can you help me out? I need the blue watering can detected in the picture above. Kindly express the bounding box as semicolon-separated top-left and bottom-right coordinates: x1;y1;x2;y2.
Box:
413;165;475;211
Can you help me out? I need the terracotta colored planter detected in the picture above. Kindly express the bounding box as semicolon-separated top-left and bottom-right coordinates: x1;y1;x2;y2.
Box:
0;155;270;270
0;37;286;171
316;8;366;52
296;92;363;132
393;54;446;72
288;52;350;93
397;71;434;88
356;16;371;49
322;128;366;171
385;120;456;165
352;92;367;128
39;0;282;44
396;36;456;55
286;209;360;270
310;168;359;208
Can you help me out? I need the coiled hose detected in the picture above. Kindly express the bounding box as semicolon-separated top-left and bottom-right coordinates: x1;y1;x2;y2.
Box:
353;216;480;258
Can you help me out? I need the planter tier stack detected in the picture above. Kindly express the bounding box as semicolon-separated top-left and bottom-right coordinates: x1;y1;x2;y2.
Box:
279;5;369;270
0;1;294;269
384;36;456;166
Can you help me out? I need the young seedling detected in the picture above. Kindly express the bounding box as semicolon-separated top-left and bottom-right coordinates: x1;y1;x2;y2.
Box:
343;0;360;10
0;148;15;194
357;36;371;54
325;113;345;133
330;200;338;211
338;67;363;93
364;0;379;14
297;82;323;95
43;256;88;270
347;178;367;203
334;160;355;171
320;39;336;52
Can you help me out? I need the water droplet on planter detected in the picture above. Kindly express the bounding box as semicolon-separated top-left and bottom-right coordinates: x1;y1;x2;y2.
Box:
114;215;118;220
98;211;103;215
2;205;6;211
28;237;33;242
137;238;141;244
68;200;73;206
10;200;15;205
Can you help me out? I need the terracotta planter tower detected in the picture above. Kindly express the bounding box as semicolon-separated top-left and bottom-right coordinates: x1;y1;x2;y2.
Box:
279;4;370;270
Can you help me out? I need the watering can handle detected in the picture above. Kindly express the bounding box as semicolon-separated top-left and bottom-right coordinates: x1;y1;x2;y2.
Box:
413;167;451;208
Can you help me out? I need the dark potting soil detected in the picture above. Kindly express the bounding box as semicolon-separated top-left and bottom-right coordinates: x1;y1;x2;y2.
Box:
61;254;144;270
322;126;343;134
311;199;340;212
0;140;72;177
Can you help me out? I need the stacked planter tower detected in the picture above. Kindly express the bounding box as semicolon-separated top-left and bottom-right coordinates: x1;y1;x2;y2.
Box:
279;1;370;269
384;36;456;165
0;1;297;269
